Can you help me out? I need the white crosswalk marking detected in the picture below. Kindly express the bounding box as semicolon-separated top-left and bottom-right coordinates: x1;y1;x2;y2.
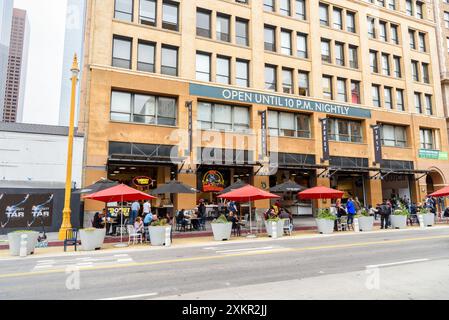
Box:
32;254;135;271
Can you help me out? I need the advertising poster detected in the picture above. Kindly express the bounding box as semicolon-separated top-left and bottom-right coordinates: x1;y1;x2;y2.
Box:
202;170;225;192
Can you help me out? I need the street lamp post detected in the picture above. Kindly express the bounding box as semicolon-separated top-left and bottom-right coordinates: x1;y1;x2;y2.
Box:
58;54;80;240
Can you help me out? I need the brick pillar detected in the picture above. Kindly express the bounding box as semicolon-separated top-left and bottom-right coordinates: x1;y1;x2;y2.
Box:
314;176;331;216
366;178;383;207
175;172;197;211
254;175;270;209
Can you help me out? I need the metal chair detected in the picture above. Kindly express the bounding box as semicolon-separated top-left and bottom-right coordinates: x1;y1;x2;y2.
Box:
283;219;293;236
64;228;79;252
127;225;142;245
337;216;349;231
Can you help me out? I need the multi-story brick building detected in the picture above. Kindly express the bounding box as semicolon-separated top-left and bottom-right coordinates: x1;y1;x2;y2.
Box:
80;0;449;216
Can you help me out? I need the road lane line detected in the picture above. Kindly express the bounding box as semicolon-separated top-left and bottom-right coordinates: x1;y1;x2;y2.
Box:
99;292;158;300
366;258;430;268
215;246;275;253
1;234;448;280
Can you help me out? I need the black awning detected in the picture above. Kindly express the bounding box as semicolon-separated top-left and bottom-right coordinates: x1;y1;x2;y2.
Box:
271;163;328;170
108;154;185;166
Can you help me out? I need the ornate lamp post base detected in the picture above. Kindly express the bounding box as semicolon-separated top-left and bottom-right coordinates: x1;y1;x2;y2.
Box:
58;208;73;240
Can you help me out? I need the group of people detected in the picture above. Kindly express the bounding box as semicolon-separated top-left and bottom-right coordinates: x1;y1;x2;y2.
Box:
176;200;207;231
264;200;293;223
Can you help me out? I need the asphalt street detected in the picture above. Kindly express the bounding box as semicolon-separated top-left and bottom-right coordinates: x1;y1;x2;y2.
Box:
1;226;449;300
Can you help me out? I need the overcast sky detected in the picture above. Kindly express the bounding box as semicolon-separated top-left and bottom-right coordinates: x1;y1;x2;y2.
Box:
14;0;68;125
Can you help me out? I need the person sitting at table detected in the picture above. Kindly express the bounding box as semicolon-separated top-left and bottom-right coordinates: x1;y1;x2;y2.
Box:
176;209;188;230
92;212;104;229
190;210;200;230
143;211;153;227
134;216;144;234
227;211;241;236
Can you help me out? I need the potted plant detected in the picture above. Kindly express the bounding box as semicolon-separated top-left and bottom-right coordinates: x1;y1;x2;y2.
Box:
79;227;106;251
356;208;374;232
148;219;172;246
315;208;336;234
211;214;232;241
7;230;40;256
264;216;284;238
391;204;408;229
418;207;435;227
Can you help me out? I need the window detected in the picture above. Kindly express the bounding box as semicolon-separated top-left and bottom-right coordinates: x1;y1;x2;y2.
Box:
418;33;426;52
140;0;156;26
381;125;407;147
384;87;392;109
396;89;404;111
393;56;401;78
280;0;291;16
296;0;306;20
337;78;347;102
349;45;358;69
391;24;399;44
425;94;433;115
196;52;211;82
381;53;390;76
351;81;360;104
328;118;363;143
161;45;178;76
388;0;396;10
444;12;449;28
422;63;429;84
411;60;419;81
112;36;132;69
347;12;356;33
322;75;333;100
420;128;436;150
162;1;179;31
379;21;387;41
236;18;249;46
137;41;155;72
282;68;293;94
321;39;331;63
281;30;292;55
110;91;177;126
197;9;211;38
236;59;249;87
335;42;345;66
198;102;249;132
297;33;308;58
319;3;329;26
370;50;378;73
372;84;381;107
269;111;311;138
264;25;276;51
216;56;230;84
217;14;230;42
406;0;413;16
414;92;422;113
264;0;275;12
265;65;277;91
416;1;423;19
115;0;133;22
333;8;343;30
367;17;376;38
409;29;416;49
298;71;309;96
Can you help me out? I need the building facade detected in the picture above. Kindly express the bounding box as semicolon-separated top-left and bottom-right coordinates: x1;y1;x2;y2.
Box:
0;0;13;118
2;8;29;123
80;0;449;215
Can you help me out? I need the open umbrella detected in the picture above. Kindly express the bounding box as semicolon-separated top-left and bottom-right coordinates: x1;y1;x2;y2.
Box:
270;180;305;193
150;180;198;195
84;184;157;246
429;186;449;198
218;185;280;237
74;178;119;194
218;179;248;194
298;186;344;200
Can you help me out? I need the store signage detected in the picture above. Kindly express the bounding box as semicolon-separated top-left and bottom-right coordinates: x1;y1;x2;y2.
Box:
320;118;329;161
107;207;130;217
372;125;382;164
190;83;372;118
132;176;154;187
202;170;225;192
418;149;448;160
0;193;54;229
259;110;268;159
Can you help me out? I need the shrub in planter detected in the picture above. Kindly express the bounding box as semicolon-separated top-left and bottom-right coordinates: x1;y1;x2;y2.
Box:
211;214;232;241
391;205;408;229
418;208;435;227
149;219;172;246
315;208;336;234
79;228;106;251
264;217;284;238
7;230;39;256
356;208;374;232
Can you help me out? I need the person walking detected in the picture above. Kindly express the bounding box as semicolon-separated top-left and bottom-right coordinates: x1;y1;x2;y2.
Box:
346;197;356;226
130;200;140;225
143;200;152;216
354;196;362;215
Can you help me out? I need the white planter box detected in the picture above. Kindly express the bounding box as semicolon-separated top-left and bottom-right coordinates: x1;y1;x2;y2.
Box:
79;228;106;251
149;225;172;246
211;223;232;241
391;215;407;229
264;220;284;238
315;218;335;234
421;213;435;227
358;216;374;231
7;231;39;256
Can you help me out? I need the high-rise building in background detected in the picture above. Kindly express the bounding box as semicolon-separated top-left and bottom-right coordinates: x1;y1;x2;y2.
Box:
2;8;29;123
0;0;14;119
58;0;86;126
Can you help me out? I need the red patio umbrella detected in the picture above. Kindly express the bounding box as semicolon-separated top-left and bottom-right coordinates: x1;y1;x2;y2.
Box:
84;184;157;246
218;185;280;236
298;186;344;200
429;186;449;198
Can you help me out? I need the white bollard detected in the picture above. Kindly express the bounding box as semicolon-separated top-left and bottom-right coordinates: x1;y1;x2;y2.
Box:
19;234;28;257
418;215;425;229
164;227;171;247
354;218;360;233
271;221;277;239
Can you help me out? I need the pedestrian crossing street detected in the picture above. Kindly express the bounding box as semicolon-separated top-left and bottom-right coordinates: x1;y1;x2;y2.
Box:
32;254;134;271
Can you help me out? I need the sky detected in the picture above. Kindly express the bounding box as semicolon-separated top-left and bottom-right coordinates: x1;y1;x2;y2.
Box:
14;0;68;125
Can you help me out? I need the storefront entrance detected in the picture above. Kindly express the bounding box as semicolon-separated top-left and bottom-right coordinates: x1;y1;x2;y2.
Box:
330;172;367;206
381;174;412;203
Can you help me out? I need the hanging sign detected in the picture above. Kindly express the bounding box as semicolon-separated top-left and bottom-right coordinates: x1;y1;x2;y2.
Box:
259;110;268;160
132;176;154;187
320;118;329;161
202;170;225;192
372;125;382;164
